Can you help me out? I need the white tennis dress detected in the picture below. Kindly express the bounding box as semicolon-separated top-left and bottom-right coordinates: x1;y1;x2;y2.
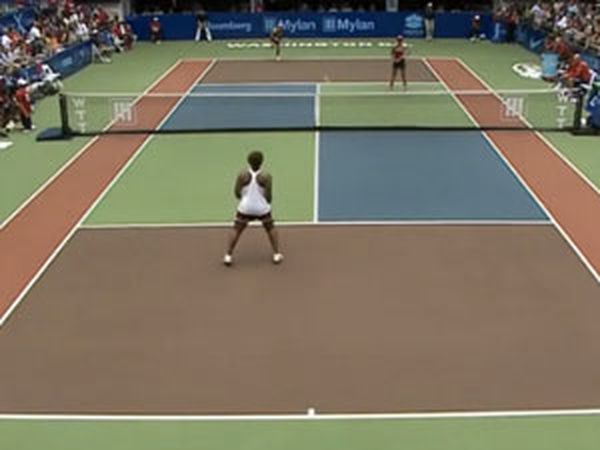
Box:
237;169;271;216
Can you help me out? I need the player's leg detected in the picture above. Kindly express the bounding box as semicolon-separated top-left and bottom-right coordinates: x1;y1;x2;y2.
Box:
400;61;407;90
262;215;283;264
224;215;249;265
275;40;281;60
389;65;397;89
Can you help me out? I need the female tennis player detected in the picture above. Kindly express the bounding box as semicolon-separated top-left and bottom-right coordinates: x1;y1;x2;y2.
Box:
270;23;284;61
390;35;409;90
224;151;283;266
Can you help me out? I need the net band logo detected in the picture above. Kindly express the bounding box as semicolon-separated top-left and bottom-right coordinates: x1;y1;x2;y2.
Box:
322;16;376;34
111;98;136;124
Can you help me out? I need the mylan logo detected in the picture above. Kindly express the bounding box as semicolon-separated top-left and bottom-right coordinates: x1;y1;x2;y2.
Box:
322;16;337;32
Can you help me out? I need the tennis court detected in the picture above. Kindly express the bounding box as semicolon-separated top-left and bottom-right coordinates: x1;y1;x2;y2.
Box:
1;46;600;449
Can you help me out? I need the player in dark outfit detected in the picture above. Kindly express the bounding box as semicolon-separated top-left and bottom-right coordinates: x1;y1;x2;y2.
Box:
390;35;409;90
270;24;284;61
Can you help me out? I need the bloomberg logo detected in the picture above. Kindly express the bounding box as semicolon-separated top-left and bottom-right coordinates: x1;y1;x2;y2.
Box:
322;16;376;34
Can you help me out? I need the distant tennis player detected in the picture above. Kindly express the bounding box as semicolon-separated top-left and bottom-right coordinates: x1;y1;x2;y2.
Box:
390;35;409;90
224;151;283;266
270;22;284;61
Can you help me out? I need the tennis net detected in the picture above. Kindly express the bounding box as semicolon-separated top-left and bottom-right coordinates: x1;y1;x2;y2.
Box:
38;86;586;140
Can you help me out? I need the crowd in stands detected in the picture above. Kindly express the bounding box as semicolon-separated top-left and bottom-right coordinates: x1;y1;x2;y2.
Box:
135;0;491;14
494;1;600;55
0;1;136;135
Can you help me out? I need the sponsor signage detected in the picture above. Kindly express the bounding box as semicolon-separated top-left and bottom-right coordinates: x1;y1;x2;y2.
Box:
512;62;542;79
127;12;493;40
516;24;600;76
403;14;424;37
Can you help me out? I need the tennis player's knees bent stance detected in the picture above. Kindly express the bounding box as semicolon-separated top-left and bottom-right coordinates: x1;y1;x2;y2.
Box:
224;151;283;266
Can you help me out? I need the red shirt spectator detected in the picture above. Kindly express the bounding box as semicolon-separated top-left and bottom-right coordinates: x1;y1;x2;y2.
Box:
64;0;75;17
8;28;22;46
14;82;33;130
555;38;573;62
97;8;109;26
15;86;31;116
566;56;592;83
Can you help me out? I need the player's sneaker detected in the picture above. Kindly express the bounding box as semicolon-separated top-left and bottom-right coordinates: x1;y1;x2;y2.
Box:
223;254;233;266
272;253;284;264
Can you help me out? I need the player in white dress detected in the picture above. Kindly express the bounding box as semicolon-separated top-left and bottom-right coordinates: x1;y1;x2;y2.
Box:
224;151;283;266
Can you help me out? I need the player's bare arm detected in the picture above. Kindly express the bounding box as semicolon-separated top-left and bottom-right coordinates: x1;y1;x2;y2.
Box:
234;171;251;199
258;172;273;203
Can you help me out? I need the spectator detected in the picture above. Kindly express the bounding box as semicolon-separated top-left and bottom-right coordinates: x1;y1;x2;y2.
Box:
514;0;600;56
424;2;435;40
531;1;546;29
505;7;518;43
90;29;111;63
28;21;42;42
0;29;11;51
562;53;592;87
150;17;162;44
554;35;574;64
0;1;137;137
14;78;33;131
113;18;134;51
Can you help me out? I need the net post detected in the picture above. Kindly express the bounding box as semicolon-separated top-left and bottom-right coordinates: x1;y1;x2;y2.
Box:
59;93;72;138
572;89;584;133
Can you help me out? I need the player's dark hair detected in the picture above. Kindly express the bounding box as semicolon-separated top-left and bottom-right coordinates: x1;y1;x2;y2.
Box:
247;151;264;170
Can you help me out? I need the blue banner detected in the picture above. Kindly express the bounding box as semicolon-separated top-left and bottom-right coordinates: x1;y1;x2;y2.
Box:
46;41;93;78
0;6;35;33
516;24;600;75
541;52;559;79
127;12;493;40
516;25;546;53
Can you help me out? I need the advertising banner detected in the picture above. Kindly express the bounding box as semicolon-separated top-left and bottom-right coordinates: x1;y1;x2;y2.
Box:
47;41;93;78
127;12;492;40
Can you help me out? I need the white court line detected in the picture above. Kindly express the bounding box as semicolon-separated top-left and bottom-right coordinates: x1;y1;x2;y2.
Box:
0;60;186;231
187;56;427;61
425;58;600;284
189;81;441;87
60;88;557;98
193;81;318;87
313;83;321;223
454;57;600;199
0;60;217;328
1;407;600;422
79;220;552;230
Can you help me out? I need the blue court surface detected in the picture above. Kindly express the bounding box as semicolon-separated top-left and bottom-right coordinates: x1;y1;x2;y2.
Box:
161;84;315;131
318;131;547;221
157;84;547;222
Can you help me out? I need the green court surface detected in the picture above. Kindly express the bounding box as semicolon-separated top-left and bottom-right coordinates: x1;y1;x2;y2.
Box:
2;40;600;225
319;83;471;128
2;39;600;449
86;133;314;224
0;44;181;225
1;416;599;450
